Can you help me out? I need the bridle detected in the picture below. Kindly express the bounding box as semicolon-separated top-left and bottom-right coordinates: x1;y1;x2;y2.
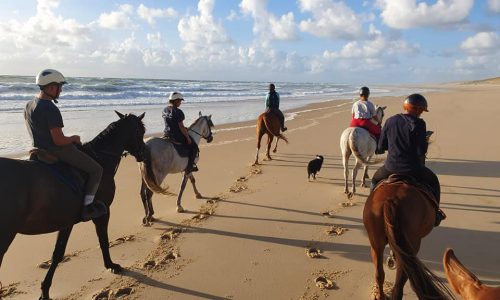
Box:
188;116;213;142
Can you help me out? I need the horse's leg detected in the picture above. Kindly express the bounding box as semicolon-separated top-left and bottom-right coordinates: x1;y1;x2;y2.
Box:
351;160;362;196
370;245;386;300
343;151;350;194
391;263;408;300
273;137;279;153
254;131;264;165
93;213;122;274
140;180;154;225
176;173;189;213
266;135;274;160
361;165;369;188
40;226;73;300
188;173;202;199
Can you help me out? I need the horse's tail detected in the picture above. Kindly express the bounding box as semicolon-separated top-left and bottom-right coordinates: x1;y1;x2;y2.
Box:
140;147;176;196
262;114;288;143
383;199;455;300
348;128;382;165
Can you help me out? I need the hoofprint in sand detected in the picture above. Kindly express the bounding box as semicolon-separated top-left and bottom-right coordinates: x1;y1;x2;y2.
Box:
1;83;500;299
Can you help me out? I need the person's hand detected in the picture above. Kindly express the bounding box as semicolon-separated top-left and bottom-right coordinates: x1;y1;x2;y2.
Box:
187;136;192;145
71;135;81;145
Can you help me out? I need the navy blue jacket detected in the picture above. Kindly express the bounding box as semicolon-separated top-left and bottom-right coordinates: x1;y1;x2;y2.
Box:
378;113;427;173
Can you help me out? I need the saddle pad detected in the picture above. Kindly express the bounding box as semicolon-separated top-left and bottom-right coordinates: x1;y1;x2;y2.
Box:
374;174;439;209
36;160;85;195
160;137;191;157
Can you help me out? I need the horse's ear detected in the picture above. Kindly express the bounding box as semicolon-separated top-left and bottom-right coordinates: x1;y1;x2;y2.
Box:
199;111;202;117
115;111;125;119
138;112;145;120
208;114;212;119
382;106;387;110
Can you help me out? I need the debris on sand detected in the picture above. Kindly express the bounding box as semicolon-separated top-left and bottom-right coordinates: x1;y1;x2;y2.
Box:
321;210;337;218
92;286;134;300
315;276;335;290
0;282;25;298
109;235;135;248
229;181;248;193
370;281;393;300
160;228;182;241
305;247;322;258
325;225;348;236
340;201;356;207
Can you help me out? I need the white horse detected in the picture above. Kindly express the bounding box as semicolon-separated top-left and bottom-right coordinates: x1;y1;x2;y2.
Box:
340;106;385;198
139;112;214;224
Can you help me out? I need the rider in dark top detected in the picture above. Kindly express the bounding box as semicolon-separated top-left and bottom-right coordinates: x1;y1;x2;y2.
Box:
265;83;287;132
163;91;198;173
372;94;445;226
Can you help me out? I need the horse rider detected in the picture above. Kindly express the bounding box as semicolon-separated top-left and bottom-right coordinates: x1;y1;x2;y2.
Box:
24;69;107;221
350;86;381;140
163;91;199;173
371;94;445;226
265;83;287;132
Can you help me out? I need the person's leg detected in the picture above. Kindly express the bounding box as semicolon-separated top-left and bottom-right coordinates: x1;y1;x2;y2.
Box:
416;167;444;226
186;142;199;173
370;166;391;192
50;144;106;220
276;109;286;131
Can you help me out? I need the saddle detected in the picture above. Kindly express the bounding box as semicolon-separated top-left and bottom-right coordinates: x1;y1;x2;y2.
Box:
373;174;439;210
29;148;85;195
160;136;191;158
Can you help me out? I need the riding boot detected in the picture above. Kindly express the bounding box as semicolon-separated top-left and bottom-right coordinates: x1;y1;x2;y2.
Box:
81;201;108;222
185;148;198;173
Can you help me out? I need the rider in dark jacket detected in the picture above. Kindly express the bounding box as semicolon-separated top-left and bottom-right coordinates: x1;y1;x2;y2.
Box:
372;94;445;226
163;91;198;173
265;83;287;132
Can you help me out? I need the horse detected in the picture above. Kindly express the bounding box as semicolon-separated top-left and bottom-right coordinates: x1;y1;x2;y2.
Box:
0;111;146;300
139;112;214;222
340;106;385;198
444;248;500;300
363;180;455;300
253;111;288;165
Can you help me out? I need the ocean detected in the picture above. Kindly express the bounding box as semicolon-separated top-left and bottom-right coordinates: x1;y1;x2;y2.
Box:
0;75;415;157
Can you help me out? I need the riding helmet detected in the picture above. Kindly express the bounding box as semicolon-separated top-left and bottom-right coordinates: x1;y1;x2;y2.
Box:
403;93;429;112
359;86;370;97
36;69;67;87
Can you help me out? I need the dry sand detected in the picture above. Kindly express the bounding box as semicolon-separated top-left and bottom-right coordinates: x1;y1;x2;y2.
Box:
1;82;499;299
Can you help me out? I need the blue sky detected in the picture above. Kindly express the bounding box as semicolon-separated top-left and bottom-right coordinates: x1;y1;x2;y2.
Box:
0;0;498;84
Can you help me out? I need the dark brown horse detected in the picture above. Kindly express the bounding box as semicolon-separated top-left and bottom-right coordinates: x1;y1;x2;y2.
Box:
0;111;145;300
444;248;500;300
363;180;455;300
253;111;288;165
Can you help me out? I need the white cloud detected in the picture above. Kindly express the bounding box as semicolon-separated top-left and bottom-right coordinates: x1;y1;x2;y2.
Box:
488;0;500;13
98;4;134;29
460;32;499;55
227;9;239;21
137;4;177;26
240;0;297;41
377;0;474;29
322;24;419;69
298;0;363;40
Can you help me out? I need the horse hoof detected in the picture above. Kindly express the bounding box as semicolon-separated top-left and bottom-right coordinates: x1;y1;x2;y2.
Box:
177;206;184;213
387;256;396;270
108;264;123;274
39;296;51;300
195;193;203;199
347;192;354;199
272;149;277;153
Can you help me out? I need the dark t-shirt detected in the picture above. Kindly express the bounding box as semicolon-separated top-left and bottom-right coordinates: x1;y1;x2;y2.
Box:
163;105;186;143
24;97;64;149
378;113;427;173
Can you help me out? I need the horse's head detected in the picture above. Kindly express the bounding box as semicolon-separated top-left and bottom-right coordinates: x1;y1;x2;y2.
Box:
115;111;146;162
189;111;215;143
375;106;386;126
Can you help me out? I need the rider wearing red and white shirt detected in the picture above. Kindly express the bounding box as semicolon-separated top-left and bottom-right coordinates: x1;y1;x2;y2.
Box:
350;86;381;139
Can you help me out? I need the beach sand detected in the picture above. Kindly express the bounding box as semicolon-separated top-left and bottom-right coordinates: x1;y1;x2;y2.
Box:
1;82;499;299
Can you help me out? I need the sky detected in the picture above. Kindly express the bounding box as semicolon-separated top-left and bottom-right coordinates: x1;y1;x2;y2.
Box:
0;0;498;84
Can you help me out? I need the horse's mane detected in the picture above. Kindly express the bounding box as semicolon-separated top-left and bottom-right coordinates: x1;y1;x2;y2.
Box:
188;115;213;129
84;114;145;153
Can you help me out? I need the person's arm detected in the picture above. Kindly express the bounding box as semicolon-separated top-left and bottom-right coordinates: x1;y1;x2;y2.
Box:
368;101;380;123
377;120;389;153
178;121;192;144
50;127;80;146
415;120;428;162
265;94;270;108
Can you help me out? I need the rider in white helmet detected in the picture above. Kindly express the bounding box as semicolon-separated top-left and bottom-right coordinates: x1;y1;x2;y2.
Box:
24;69;107;221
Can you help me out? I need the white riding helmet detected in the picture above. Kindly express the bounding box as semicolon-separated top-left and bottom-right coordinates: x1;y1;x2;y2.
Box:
36;69;67;87
169;91;184;101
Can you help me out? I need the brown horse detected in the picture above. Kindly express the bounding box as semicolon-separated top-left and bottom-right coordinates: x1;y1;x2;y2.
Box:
363;180;455;300
0;111;145;300
253;111;288;165
444;248;500;300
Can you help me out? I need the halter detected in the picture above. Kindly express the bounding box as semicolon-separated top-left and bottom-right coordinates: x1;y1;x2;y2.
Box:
188;116;213;141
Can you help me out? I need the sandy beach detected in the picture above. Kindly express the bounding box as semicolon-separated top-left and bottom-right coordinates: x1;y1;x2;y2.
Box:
1;81;499;299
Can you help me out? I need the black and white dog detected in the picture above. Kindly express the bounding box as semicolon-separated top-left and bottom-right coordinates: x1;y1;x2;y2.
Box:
307;155;324;181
